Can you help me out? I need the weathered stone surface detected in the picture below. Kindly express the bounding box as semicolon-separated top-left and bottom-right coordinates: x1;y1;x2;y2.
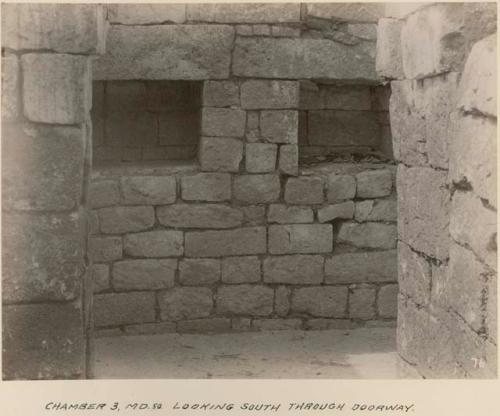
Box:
1;124;85;211
378;284;398;318
284;177;324;205
107;4;186;24
179;258;220;285
245;143;277;173
185;227;266;257
94;292;156;327
2;302;85;380
177;318;231;333
242;205;266;225
181;173;231;202
384;2;430;19
325;250;397;284
2;3;105;53
216;285;274;316
123;231;183;257
203;81;239;107
22;54;91;124
201;108;246;137
92;264;110;293
222;256;261;284
94;25;234;80
347;23;377;40
463;3;497;51
113;259;176;291
397;165;449;260
279;144;299;176
89;211;99;235
186;3;300;23
356;169;392;198
349;284;376;319
337;222;397;249
90;180;120;209
268;204;314;224
486;273;497;342
232;37;377;80
157;204;243;229
233;174;280;203
275;286;291;317
292;287;348;318
2;212;83;303
326;174;356;202
305;319;358;331
300;83;372;110
269;224;333;254
306;3;384;22
260;110;299;144
231;317;252;331
263;255;324;284
98;206;155;234
123;322;176;336
318;201;354;223
398;242;431;306
271;25;301;38
253;319;302;331
200;136;243;173
355;199;397;222
1;55;19;120
159;287;213;321
89;236;122;263
241;80;299;109
120;176;176;205
376;18;404;79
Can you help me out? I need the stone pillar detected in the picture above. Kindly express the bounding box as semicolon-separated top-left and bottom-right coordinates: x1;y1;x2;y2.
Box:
1;4;107;380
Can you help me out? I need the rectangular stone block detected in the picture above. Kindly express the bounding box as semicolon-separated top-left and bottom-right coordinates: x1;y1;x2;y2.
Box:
177;318;231;334
284;177;324;205
337;222;397;250
185;227;266;257
179;258;221;285
159;287;213;321
253;319;302;331
120;176;177;205
318;201;355;223
181;173;231;202
378;284;399;318
398;242;432;306
356;169;393;198
1;55;19;120
245;143;277;173
199;137;243;172
291;287;348;318
260;110;298;144
157;204;243;229
98;206;155;234
349;284;377;319
113;259;177;291
241;80;299;109
92;264;110;293
94;292;156;327
376;18;404;79
268;204;314;224
94;25;234;80
203;81;240;107
275;286;291;317
233;174;280;203
201;107;246;137
186;3;301;23
355;199;397;222
221;256;261;284
107;4;186;24
278;144;299;176
89;236;122;263
242;205;266;225
22;54;91;124
263;255;324;284
123;230;183;257
326;174;356;202
89;180;120;209
269;224;333;254
216;285;274;316
271;25;301;37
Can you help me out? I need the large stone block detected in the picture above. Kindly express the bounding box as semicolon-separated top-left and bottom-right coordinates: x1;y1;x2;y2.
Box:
326;174;356;202
269;224;333;254
94;292;156;327
93;25;234;80
348;284;376;319
398;242;432;306
98;206;155;234
278;144;299;176
284;177;324;204
157;204;243;229
291;287;348;318
221;256;261;284
92;264;110;293
241;80;299;109
2;3;106;53
337;222;397;249
355;199;397;222
123;230;183;257
159;287;213;321
325;250;397;284
1;55;19;120
263;255;324;284
378;284;398;318
376;18;404;79
267;204;314;224
186;3;300;23
181;173;231;202
199;137;243;172
232;37;378;81
356;169;393;198
1;123;85;211
185;227;266;257
216;285;274;316
318;201;355;223
107;4;186;24
89;236;122;263
120;176;176;205
245;143;277;173
260;110;299;144
113;259;176;291
2;302;85;380
233;174;280;203
2;212;84;303
306;3;385;22
22;54;91;124
201;108;246;137
89;180;120;209
179;258;220;285
203;81;239;107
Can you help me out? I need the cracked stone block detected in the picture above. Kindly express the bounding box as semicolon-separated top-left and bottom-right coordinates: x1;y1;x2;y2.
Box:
200;137;243;172
181;173;231;202
278;144;299;176
398;242;432;306
318;201;355;223
378;284;399;318
263;255;324;284
337;222;397;250
89;236;123;263
268;204;314;224
92;264;110;293
94;292;156;327
1;55;19;120
201;108;246;137
113;259;176;291
179;258;220;286
245;143;277;173
260;110;298;144
157;204;243;229
186;3;301;23
159;287;213;321
275;286;291;317
326;174;356;202
284;177;324;204
216;285;274;316
291;287;348;318
355;199;397;222
123;230;183;257
241;80;299;109
90;180;120;209
203;81;240;107
376;18;404;79
221;256;261;284
356;169;393;198
98;206;155;234
120;176;176;205
233;174;281;204
107;4;186;24
269;224;333;254
349;284;376;319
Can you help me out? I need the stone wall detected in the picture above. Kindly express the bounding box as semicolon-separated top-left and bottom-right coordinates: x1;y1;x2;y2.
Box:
377;2;497;378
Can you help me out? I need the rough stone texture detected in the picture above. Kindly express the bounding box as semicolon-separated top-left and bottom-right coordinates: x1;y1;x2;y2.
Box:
107;4;186;24
241;80;299;109
221;256;261;284
306;3;385;22
94;292;156;327
463;3;497;52
123;230;183;257
376;18;404;80
98;206;155;234
241;205;266;225
217;285;274;316
245;143;277;173
355;199;397;222
179;259;220;286
269;224;333;254
378;284;398;318
186;3;301;23
203;81;239;107
356;170;392;198
157;204;243;229
278;144;299;176
267;204;314;224
253;319;302;331
284;177;324;205
398;242;432;306
90;180;120;209
201;108;246;138
260;110;299;144
123;322;176;336
120;176;176;205
185;227;266;257
349;285;376;319
337;222;397;250
200;136;244;172
232;37;377;81
181;173;231;202
291;287;348;318
159;287;213;321
233;174;280;203
275;286;291;317
178;318;231;334
263;255;324;284
384;2;430;19
325;251;397;284
22;54;91;124
326;174;356;202
113;259;176;291
93;25;234;80
89;236;122;263
318;201;355;223
92;264;110;293
1;55;19;120
300;83;372;111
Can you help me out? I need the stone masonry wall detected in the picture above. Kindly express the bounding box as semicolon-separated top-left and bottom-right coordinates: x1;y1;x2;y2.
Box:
377;2;497;378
